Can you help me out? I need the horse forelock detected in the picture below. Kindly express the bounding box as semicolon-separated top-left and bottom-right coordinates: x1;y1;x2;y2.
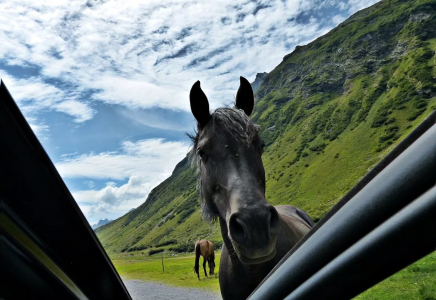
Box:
211;108;260;145
187;107;260;222
188;107;260;159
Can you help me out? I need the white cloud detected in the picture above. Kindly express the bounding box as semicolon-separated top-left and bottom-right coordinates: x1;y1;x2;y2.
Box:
345;0;381;13
56;138;190;221
1;74;63;107
53;100;95;123
27;118;50;137
84;180;95;189
332;14;346;25
74;175;151;209
56;138;189;180
0;0;381;116
0;73;94;122
73;175;151;215
90;76;190;111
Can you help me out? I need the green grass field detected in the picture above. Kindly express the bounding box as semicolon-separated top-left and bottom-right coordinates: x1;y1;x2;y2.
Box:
111;251;436;299
357;252;436;300
112;251;221;293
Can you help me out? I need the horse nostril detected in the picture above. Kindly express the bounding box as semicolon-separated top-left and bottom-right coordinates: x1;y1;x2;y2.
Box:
269;206;280;237
229;214;247;243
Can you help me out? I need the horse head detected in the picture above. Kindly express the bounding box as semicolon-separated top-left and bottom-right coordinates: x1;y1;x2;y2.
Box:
207;255;216;275
189;77;281;265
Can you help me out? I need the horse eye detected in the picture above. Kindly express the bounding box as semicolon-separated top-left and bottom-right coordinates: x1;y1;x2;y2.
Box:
197;149;207;160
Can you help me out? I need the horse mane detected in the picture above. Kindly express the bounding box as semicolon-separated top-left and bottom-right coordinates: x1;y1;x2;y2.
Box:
187;107;260;222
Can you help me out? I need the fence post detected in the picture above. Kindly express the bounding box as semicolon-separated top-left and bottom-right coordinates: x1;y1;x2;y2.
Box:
161;253;164;273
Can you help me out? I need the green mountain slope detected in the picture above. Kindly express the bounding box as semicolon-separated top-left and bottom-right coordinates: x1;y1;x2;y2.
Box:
97;0;436;255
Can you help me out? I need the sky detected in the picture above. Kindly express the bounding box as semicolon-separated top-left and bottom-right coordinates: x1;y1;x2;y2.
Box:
0;0;380;225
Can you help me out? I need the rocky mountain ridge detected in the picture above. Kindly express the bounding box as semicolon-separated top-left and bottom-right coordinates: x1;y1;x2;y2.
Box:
251;72;269;92
92;218;112;229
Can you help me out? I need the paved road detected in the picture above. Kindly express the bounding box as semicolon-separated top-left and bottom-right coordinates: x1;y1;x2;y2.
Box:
124;280;222;300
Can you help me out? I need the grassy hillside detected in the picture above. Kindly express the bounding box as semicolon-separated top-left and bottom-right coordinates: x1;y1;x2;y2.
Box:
97;0;436;255
253;0;436;221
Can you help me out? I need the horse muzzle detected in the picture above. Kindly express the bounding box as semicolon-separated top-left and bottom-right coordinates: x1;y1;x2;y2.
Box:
232;238;277;265
228;204;281;264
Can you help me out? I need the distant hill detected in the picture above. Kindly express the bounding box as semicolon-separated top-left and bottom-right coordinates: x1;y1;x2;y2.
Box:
92;218;112;230
96;0;436;255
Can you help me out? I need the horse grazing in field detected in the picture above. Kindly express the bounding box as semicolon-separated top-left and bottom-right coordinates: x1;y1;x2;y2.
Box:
188;77;314;300
194;239;215;280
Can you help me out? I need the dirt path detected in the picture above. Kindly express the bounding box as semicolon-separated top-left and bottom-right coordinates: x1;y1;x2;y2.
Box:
124;280;222;300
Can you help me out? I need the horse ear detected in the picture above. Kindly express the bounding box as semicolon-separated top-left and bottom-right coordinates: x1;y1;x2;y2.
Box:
235;76;254;116
190;81;211;128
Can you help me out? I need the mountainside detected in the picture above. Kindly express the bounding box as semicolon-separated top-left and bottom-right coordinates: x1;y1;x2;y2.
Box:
96;0;436;255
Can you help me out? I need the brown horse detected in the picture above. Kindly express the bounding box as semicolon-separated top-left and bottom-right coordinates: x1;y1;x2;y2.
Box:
194;239;215;280
188;77;314;299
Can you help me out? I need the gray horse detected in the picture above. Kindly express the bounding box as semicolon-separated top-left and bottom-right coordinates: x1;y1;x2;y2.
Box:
188;77;314;300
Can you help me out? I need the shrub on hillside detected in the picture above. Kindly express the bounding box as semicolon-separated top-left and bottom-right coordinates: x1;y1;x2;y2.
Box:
127;244;149;252
148;248;165;256
169;242;195;253
155;239;177;247
177;207;196;224
309;142;326;152
174;193;199;215
211;240;223;250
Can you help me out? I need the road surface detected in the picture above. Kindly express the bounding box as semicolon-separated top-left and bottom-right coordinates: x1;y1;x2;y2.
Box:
124;280;222;300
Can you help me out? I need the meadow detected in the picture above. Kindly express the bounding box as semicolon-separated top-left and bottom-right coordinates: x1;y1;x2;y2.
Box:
111;250;436;299
111;251;221;293
358;252;436;300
